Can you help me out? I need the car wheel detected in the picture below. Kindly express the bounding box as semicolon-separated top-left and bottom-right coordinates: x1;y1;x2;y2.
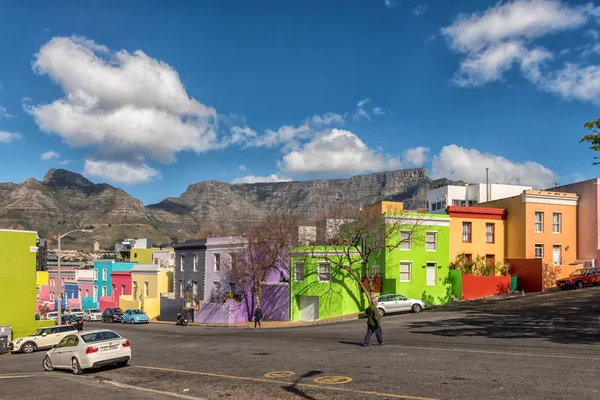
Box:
42;355;53;371
378;307;385;317
130;318;134;324
577;281;584;289
22;342;36;354
116;361;128;368
71;357;83;375
412;304;423;313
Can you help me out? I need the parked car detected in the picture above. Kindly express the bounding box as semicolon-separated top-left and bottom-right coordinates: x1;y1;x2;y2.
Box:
122;309;150;324
376;294;426;316
8;325;78;354
102;308;123;323
556;267;600;289
83;309;103;322
65;308;84;318
42;330;131;375
46;311;59;321
60;314;84;331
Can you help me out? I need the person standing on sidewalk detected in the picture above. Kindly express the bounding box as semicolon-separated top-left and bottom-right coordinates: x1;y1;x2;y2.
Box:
254;305;263;328
363;297;383;346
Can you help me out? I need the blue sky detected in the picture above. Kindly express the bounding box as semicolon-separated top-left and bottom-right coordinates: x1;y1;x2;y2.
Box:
1;0;600;205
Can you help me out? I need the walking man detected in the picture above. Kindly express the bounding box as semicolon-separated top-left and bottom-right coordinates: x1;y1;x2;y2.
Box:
363;297;383;346
254;305;263;328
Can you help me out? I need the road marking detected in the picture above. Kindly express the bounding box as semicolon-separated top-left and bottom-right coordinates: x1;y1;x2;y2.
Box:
264;371;295;378
133;365;437;400
384;345;600;361
314;375;353;384
102;379;207;399
0;375;39;379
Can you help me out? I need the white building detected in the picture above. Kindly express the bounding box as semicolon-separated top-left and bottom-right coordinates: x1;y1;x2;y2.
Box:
152;249;175;268
426;183;532;214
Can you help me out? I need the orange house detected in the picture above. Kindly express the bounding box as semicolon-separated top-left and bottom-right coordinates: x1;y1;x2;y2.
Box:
446;206;506;267
477;190;578;266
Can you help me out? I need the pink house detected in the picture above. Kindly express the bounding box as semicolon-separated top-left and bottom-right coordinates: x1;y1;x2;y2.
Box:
99;271;132;310
47;266;77;303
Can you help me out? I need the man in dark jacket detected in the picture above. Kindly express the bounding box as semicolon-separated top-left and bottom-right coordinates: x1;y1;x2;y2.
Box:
254;306;263;328
363;297;383;346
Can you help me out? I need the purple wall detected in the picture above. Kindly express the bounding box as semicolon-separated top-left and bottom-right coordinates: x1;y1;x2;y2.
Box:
261;283;289;320
194;299;248;324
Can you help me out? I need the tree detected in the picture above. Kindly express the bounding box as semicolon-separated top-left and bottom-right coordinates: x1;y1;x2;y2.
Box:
226;211;300;308
307;203;423;302
580;118;600;164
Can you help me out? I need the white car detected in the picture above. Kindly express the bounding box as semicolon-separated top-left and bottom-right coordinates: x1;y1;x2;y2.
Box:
46;312;59;321
65;308;84;318
9;325;78;354
83;309;103;321
42;330;131;375
376;294;426;316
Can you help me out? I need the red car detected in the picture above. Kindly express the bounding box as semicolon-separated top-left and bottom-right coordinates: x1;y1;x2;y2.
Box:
556;267;600;289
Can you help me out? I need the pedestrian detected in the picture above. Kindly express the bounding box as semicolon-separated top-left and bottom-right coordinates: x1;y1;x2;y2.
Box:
363;297;383;346
254;305;263;328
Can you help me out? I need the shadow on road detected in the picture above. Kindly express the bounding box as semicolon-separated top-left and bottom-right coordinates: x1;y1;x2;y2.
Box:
338;341;364;347
282;370;322;400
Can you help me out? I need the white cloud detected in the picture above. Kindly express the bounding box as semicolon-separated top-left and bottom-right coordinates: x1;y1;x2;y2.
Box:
278;129;402;176
425;34;437;44
354;108;372;122
232;174;292;184
58;159;70;165
538;63;600;104
383;0;396;9
357;98;370;108
26;36;220;179
413;4;428;17
41;150;59;160
0;105;11;118
84;159;160;184
0;131;22;143
311;112;344;125
431;144;555;188
238;164;247;171
403;146;430;166
372;107;386;116
584;29;600;40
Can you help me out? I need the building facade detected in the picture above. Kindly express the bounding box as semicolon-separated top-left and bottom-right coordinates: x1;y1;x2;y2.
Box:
119;264;170;319
427;184;532;214
173;239;207;305
93;260;136;308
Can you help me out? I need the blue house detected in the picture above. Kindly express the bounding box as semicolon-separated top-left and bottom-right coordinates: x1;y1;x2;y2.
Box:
93;260;136;305
64;282;78;300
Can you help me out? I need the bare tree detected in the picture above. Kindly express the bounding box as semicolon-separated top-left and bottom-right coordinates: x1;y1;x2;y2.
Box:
308;202;424;302
226;211;300;308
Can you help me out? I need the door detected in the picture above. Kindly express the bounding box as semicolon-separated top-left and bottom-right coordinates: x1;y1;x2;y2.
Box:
395;295;412;311
34;327;55;348
54;335;78;367
552;245;561;265
426;263;437;286
299;296;319;321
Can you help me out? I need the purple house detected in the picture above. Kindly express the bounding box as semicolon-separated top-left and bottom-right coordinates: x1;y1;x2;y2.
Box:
195;236;289;324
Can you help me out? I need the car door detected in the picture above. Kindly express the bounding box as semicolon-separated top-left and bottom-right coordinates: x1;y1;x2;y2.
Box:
38;327;60;349
123;310;131;322
32;327;53;348
52;336;72;368
396;295;412;311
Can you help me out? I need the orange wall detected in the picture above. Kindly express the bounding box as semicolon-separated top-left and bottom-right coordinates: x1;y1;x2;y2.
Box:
476;196;525;260
449;217;505;262
363;201;404;214
524;203;577;265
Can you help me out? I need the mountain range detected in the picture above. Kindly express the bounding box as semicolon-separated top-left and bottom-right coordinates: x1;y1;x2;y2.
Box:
0;168;455;249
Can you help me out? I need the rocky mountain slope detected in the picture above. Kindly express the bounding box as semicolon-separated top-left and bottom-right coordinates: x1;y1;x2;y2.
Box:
0;168;454;248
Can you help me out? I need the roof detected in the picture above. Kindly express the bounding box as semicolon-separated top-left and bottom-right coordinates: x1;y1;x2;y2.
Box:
446;206;507;220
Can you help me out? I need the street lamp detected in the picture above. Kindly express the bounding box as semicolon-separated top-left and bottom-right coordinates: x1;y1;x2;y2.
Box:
56;228;93;324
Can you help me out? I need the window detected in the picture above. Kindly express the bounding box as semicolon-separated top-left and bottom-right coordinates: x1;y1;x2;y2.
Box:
111;284;116;298
192;281;198;296
134;253;138;259
178;280;184;298
102;269;107;281
230;253;237;269
101;286;107;297
133;281;138;300
400;262;412;282
464;254;472;263
486;223;495;243
469;200;478;206
193;253;198;271
214;253;221;272
93;286;97;302
400;231;412;250
553;213;562;233
180;255;185;271
154;258;158;265
317;262;331;282
229;282;236;293
452;200;466;206
144;282;149;297
426;231;437;251
121;285;126;295
78;289;81;298
295;261;305;282
85;289;89;298
93;269;97;280
535;244;544;259
462;222;472;243
212;282;221;302
486;254;495;266
535;212;544;232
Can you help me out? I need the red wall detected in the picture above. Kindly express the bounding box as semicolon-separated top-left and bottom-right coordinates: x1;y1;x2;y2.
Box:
111;272;132;300
462;274;511;300
508;258;543;293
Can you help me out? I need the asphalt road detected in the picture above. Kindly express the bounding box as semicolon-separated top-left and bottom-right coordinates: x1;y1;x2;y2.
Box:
2;287;600;400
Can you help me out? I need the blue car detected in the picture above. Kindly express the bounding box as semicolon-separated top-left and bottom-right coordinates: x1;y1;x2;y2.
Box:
122;309;150;324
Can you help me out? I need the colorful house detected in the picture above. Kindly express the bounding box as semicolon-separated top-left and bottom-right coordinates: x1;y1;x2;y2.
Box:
119;264;170;320
0;229;54;340
76;269;96;309
100;270;133;310
131;248;154;264
94;260;136;309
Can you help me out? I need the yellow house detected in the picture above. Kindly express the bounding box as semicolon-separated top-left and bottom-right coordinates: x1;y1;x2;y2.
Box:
119;264;169;320
131;248;154;264
446;206;507;267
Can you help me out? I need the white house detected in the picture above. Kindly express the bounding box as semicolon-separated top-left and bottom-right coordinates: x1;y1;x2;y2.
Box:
426;183;532;214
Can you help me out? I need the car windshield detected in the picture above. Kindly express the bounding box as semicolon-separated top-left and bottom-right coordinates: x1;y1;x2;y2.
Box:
131;309;144;314
571;269;587;276
81;331;121;343
113;309;123;314
71;309;82;312
89;309;101;313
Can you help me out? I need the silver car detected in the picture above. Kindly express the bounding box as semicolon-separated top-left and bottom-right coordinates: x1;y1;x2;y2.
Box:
376;294;426;316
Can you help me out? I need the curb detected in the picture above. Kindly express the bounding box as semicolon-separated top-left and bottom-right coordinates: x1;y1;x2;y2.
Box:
150;314;362;329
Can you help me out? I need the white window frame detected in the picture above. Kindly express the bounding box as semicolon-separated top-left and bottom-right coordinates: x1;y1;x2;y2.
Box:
144;282;149;297
93;286;97;303
101;286;107;297
486;223;495;244
317;262;331;282
426;262;437;286
193;253;198;272
425;231;437;252
535;211;544;233
214;253;221;272
553;212;562;234
534;244;544;259
399;231;412;250
180;255;185;272
121;285;126;295
178;280;184;298
229;282;236;293
93;269;97;281
462;222;472;243
294;261;305;282
552;244;562;265
133;281;138;300
102;268;107;281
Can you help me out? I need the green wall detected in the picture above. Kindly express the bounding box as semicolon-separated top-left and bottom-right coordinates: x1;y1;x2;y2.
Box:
449;269;463;300
290;248;369;321
0;230;54;340
382;215;452;305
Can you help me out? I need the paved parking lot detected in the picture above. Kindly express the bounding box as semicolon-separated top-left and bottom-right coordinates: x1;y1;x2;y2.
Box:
2;287;600;400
